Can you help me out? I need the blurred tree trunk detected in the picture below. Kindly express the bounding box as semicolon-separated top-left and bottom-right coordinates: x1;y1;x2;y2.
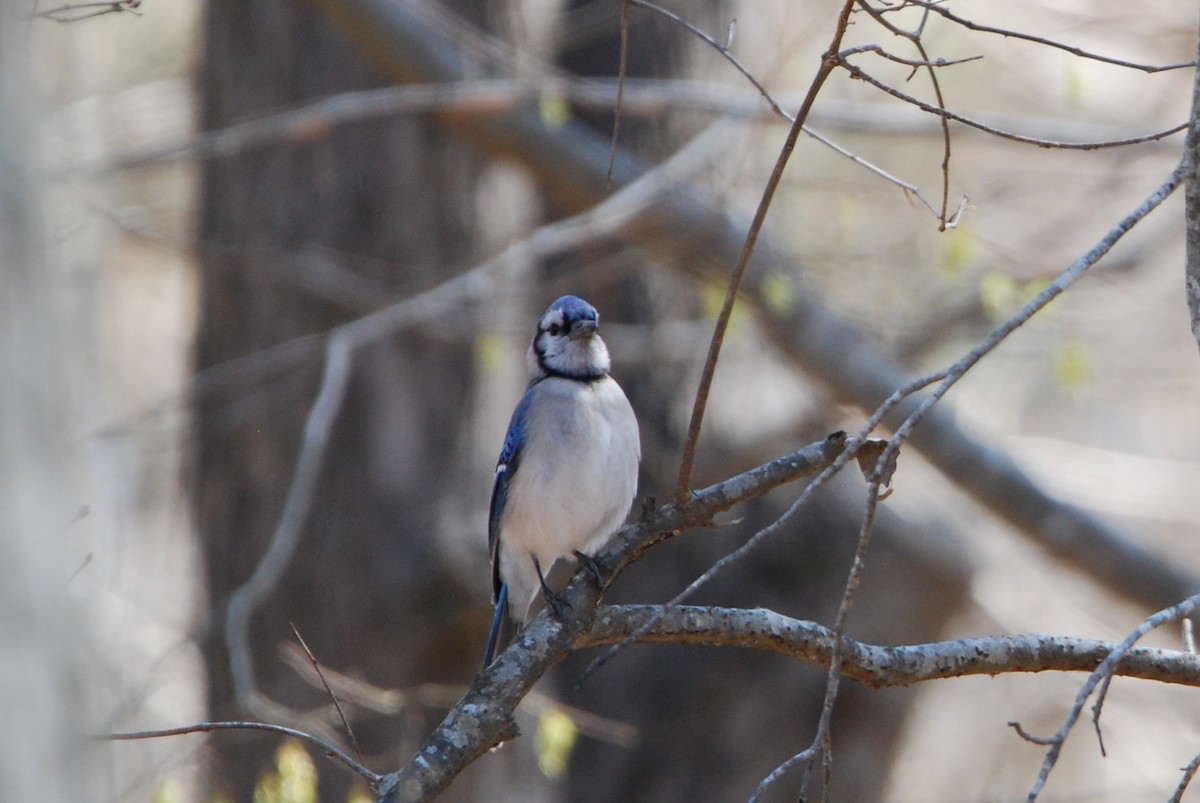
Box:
194;1;490;798
193;1;967;801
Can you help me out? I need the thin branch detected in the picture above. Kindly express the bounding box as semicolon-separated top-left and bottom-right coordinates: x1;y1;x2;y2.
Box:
1008;722;1061;746
1170;753;1200;803
675;0;860;501
799;124;950;219
580;371;947;686
855;47;983;70
848;4;956;227
886;159;1183;462
1023;591;1200;802
752;473;887;802
815;474;886;799
288;623;362;763
82;76;950;223
225;332;354;717
620;2;953;221
608;0;631;184
630;0;788;120
103;721;381;786
34;0;140;22
887;0;1196;74
575;1;956;220
838;56;1188;150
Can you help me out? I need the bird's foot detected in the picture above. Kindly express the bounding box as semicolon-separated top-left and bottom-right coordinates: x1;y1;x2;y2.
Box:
534;556;572;621
572;549;606;587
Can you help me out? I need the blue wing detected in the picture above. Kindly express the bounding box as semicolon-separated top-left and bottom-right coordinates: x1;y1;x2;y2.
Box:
489;389;533;600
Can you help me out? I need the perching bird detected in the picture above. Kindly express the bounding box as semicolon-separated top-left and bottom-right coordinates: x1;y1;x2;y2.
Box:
483;295;640;667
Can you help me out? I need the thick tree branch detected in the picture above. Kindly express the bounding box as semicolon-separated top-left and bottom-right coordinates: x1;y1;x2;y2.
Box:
578;605;1200;689
374;433;848;802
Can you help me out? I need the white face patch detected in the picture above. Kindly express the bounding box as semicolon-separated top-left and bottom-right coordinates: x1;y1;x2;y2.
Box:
532;302;611;380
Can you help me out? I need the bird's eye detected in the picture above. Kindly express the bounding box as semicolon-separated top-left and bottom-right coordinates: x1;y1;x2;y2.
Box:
548;323;562;336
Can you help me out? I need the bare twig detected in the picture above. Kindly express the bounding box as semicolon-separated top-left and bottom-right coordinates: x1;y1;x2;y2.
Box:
1007;722;1060;746
630;0;788;119
675;0;860;501
752;473;888;803
288;623;362;763
838;56;1188;150
34;0;140;22
853;46;983;70
1023;591;1200;802
608;0;631;184
1170;753;1200;803
848;3;956;226
625;1;951;220
103;721;381;785
885;0;1196;74
280;645;639;747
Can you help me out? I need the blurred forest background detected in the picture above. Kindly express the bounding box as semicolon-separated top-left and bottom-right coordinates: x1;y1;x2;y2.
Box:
6;0;1200;801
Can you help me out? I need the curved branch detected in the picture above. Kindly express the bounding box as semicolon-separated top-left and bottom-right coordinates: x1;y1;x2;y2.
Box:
104;721;382;785
1024;591;1200;801
577;605;1200;689
224;333;354;714
886;0;1196;74
674;0;858;500
839;56;1187;150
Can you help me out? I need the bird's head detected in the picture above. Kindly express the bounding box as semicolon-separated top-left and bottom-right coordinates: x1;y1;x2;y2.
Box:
529;295;611;381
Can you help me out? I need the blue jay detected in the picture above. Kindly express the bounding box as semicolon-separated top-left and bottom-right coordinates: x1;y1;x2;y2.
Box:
483;295;641;667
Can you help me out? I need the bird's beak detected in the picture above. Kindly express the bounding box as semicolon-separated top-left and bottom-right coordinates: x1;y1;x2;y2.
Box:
568;319;598;340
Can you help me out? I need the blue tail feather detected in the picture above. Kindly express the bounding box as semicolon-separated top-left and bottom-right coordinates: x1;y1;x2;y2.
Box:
483;583;509;668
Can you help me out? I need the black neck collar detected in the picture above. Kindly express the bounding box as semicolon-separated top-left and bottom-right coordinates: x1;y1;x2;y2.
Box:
534;349;607;383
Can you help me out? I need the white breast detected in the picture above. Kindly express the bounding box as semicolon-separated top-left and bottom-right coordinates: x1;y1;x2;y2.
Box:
499;375;640;621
